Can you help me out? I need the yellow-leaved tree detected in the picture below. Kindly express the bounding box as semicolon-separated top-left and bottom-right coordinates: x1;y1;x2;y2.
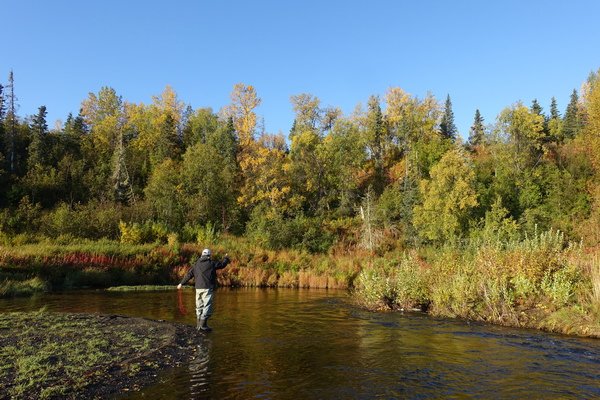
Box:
413;148;478;243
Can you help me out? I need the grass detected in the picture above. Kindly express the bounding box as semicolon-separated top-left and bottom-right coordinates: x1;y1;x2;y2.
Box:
106;285;188;292
0;310;193;398
353;232;600;338
0;235;363;297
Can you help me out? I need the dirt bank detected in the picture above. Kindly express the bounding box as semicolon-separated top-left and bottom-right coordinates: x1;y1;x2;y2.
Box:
0;312;200;399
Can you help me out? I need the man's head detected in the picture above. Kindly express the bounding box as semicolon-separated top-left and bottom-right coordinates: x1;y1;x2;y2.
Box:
201;248;211;257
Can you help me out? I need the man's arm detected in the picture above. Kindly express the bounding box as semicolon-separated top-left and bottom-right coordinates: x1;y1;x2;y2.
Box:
177;266;195;289
214;254;230;270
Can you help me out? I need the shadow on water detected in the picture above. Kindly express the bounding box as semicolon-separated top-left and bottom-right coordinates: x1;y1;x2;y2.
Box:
1;288;599;399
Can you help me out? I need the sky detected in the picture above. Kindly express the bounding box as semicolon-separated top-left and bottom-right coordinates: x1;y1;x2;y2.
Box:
3;0;600;139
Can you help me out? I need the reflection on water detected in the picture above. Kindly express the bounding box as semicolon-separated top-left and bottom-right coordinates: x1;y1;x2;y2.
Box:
189;337;211;397
1;288;599;399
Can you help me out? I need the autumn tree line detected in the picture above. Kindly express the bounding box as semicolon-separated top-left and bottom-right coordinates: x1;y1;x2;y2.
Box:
1;69;600;253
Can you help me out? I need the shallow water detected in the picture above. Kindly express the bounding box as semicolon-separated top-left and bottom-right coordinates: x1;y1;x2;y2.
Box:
2;288;599;399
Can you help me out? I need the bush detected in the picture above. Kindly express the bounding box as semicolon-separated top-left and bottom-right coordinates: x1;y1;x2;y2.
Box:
119;221;143;244
42;202;122;240
541;266;581;308
246;209;333;253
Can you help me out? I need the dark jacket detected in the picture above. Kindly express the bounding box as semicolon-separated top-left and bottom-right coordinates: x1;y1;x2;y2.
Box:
179;255;230;289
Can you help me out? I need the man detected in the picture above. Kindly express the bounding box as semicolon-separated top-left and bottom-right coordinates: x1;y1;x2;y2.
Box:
177;248;230;332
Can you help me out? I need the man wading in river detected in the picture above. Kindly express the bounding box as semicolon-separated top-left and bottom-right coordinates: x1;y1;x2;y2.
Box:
177;249;230;332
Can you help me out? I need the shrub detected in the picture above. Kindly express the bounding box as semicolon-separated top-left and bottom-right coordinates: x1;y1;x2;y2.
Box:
246;209;333;253
119;221;143;244
541;266;581;309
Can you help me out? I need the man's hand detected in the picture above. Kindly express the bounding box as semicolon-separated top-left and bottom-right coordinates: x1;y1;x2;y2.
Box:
177;284;182;290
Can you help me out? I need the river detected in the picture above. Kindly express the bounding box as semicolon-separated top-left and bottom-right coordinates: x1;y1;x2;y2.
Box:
1;288;599;399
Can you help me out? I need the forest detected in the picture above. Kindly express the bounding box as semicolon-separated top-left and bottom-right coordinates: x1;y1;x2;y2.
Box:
1;70;599;253
2;69;600;335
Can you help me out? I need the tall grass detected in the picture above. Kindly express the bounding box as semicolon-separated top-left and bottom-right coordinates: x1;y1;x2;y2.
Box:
354;229;600;337
590;255;600;307
1;235;363;296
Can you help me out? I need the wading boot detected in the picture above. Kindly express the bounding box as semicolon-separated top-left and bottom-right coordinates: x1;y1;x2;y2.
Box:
199;318;212;332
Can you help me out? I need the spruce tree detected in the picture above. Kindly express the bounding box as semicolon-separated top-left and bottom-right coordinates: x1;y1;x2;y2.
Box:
112;130;134;205
550;97;560;120
563;89;582;140
530;99;544;117
5;71;18;172
30;105;48;137
366;95;386;195
468;109;485;147
440;94;457;140
28;105;48;167
0;84;5;161
531;99;550;143
548;97;562;142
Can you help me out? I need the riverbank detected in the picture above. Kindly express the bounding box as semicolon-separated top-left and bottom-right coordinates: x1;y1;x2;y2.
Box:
0;237;361;298
0;311;198;399
354;231;600;338
2;234;600;338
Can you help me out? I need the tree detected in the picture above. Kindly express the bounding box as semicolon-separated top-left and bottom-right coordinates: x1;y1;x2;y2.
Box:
0;84;6;169
182;107;219;147
468;109;485;147
440;94;457;141
563;89;583;140
548;97;563;142
364;95;387;194
236;133;294;214
413;148;478;243
111;129;134;205
5;70;18;172
80;86;125;200
530;99;544;117
496;102;545;169
531;98;551;143
290;93;321;134
181;141;237;230
223;83;261;148
28;105;48;168
144;158;184;230
289;128;324;213
320;119;365;215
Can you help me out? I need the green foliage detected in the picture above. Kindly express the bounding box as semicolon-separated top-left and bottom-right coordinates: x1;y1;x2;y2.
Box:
468;109;486;147
440;94;457;140
413;148;478;243
196;221;219;245
471;196;520;247
42;202;121;239
118;220;171;244
246;208;333;253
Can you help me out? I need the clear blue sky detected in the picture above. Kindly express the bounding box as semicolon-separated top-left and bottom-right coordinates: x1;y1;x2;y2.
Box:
4;1;600;139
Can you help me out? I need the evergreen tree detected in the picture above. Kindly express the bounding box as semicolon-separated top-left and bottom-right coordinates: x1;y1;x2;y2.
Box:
289;119;297;137
440;94;457;140
0;84;5;121
530;99;550;143
72;109;87;135
563;89;582;140
530;99;544;117
28;105;48;167
112;129;134;204
30;105;48;137
550;97;560;120
548;97;563;142
468;109;485;147
5;70;18;172
0;84;5;162
366;95;386;194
